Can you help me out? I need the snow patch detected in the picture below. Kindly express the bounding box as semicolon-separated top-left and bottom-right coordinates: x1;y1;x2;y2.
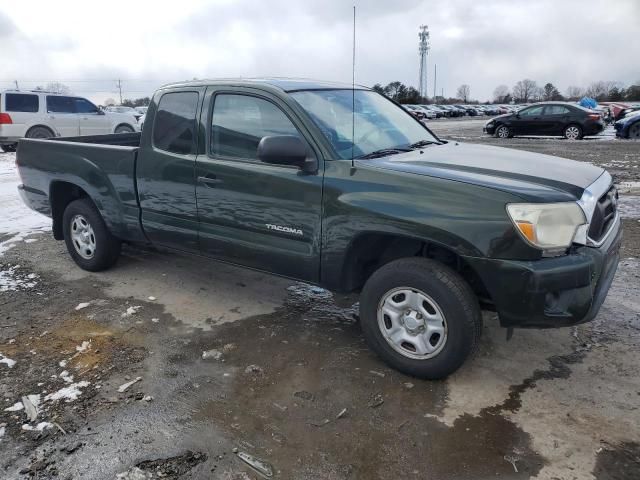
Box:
60;371;74;383
4;402;24;412
75;302;92;310
44;381;90;402
122;306;142;317
0;352;16;368
118;376;142;392
21;422;53;431
0;265;38;292
0;152;51;256
75;340;91;353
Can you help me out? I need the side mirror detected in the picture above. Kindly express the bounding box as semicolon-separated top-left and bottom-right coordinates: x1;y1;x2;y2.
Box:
97;109;105;116
257;135;317;173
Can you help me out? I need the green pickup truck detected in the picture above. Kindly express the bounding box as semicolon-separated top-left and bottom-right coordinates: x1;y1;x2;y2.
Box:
16;79;621;379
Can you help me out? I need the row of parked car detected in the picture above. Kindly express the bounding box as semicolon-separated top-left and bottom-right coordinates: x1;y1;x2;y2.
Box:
403;103;522;120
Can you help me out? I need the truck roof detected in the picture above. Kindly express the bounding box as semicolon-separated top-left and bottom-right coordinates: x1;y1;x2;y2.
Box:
159;78;370;92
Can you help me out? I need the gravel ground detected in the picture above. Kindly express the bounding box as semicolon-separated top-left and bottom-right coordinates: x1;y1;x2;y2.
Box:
0;123;639;480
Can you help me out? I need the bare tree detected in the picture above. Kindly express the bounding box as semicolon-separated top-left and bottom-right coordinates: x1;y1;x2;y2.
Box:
512;79;537;102
103;98;116;106
45;82;71;94
566;85;583;100
493;85;510;103
456;84;471;102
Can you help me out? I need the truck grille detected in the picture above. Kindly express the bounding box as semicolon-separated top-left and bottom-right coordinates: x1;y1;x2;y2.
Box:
588;187;618;242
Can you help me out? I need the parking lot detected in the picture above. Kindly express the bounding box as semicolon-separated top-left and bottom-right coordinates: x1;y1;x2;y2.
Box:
1;119;639;479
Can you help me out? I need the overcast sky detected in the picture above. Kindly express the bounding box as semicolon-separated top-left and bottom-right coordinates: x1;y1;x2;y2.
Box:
1;0;638;104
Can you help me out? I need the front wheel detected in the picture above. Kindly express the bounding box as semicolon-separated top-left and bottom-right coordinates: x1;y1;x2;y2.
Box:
563;124;583;140
495;124;512;139
360;258;482;379
62;198;121;271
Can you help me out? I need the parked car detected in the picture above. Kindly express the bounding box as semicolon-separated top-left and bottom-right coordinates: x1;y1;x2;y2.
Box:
403;104;427;120
0;90;139;152
134;106;148;116
614;112;640;139
412;105;437;120
484;102;604;139
16;79;620;379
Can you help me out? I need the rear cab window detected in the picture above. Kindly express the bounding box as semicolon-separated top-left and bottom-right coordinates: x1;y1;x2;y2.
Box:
4;93;39;113
153;91;199;155
47;96;75;113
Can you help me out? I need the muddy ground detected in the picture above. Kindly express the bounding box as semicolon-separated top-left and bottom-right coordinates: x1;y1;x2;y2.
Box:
1;120;639;479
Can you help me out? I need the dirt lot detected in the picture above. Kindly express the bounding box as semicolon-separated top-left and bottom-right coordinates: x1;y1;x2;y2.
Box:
1;121;639;479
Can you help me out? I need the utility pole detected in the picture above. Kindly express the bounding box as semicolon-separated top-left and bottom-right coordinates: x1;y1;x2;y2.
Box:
433;64;437;99
14;80;19;90
418;25;430;99
116;79;123;105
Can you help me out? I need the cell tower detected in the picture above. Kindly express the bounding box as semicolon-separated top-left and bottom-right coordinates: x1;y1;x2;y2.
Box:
418;25;430;99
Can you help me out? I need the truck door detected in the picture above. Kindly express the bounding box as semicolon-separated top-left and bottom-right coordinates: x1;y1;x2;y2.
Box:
195;87;323;282
45;95;80;137
136;88;203;251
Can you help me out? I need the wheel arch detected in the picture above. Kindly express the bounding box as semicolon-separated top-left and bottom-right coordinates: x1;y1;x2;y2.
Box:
25;124;56;138
337;231;493;306
49;181;93;240
114;122;136;133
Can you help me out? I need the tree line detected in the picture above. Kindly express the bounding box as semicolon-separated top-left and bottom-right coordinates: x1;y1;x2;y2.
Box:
371;79;640;105
494;79;640;104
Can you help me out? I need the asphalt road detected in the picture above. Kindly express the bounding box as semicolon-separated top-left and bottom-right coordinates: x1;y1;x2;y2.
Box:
1;122;639;479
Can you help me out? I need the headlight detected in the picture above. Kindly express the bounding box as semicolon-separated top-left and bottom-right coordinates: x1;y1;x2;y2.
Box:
506;202;586;252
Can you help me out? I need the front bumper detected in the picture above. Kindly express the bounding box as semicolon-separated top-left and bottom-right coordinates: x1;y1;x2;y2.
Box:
464;216;622;328
483;123;496;135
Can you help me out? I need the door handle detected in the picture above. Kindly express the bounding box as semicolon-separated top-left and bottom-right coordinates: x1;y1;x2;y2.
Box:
198;175;223;187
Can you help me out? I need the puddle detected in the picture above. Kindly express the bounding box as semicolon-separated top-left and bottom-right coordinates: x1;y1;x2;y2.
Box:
188;285;542;478
593;441;640;479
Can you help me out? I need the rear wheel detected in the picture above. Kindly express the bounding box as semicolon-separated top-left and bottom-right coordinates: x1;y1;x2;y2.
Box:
0;144;17;153
628;123;640;139
114;124;134;134
62;198;121;271
563;124;583;140
495;124;512;139
360;258;482;379
26;126;54;139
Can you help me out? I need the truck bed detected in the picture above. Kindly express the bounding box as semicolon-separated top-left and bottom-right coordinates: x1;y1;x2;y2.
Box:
16;133;146;243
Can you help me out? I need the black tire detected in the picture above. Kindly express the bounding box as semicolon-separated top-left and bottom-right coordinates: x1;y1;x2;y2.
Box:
495;124;512;139
26;126;54;139
628;123;640;139
114;124;134;134
1;143;17;153
360;257;482;379
563;124;583;140
62;198;121;271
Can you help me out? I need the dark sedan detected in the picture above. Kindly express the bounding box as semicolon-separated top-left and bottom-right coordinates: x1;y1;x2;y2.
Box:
484;102;604;140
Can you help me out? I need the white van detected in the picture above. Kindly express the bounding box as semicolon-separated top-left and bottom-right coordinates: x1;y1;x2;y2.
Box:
0;90;139;152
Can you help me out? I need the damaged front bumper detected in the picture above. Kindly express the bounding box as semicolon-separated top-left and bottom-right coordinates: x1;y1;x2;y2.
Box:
464;215;622;328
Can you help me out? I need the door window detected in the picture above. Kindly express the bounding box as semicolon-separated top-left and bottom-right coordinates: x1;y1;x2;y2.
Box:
74;98;99;114
544;105;570;115
47;96;75;113
519;105;545;116
4;93;39;112
153;91;199;155
211;94;300;160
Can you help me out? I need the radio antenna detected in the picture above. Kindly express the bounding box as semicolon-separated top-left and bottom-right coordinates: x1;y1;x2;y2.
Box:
351;5;356;167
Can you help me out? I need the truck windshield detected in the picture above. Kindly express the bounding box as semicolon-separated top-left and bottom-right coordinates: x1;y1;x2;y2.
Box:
290;89;439;160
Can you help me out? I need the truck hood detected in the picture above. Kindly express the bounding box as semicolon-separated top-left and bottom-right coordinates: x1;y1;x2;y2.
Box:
362;142;605;202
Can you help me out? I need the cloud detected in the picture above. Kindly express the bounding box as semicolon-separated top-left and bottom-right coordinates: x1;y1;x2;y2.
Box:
0;0;637;103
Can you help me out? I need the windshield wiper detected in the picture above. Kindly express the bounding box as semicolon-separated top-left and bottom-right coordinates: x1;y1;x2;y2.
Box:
408;139;440;149
355;147;412;160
